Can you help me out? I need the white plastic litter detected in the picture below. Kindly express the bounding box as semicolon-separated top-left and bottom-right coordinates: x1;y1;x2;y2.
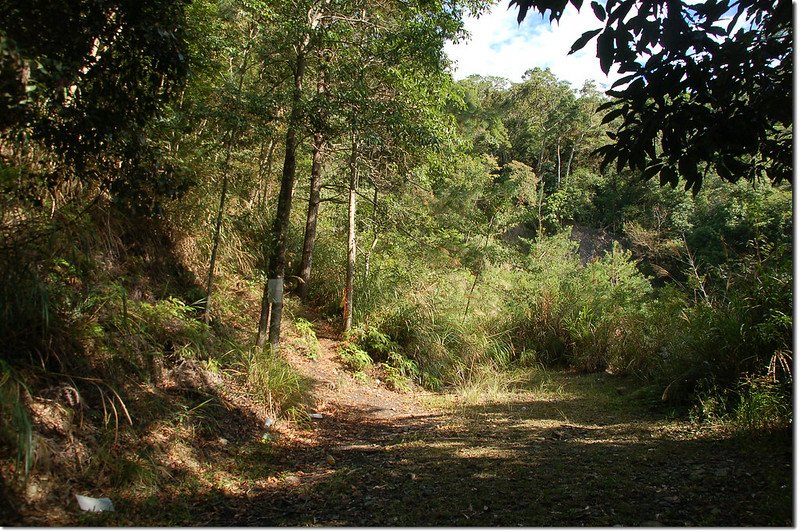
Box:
310;413;323;419
264;417;275;429
76;494;115;512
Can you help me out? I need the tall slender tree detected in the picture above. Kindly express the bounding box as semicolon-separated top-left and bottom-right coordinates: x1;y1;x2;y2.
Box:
258;0;328;350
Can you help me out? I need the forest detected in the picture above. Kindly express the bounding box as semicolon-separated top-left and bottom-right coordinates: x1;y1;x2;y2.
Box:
0;0;792;525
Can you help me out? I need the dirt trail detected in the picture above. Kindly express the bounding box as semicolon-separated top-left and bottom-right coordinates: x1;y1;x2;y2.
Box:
30;317;790;526
201;323;792;527
282;319;433;421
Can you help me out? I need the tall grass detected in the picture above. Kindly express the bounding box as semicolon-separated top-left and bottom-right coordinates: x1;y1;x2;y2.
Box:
246;348;311;421
0;361;33;484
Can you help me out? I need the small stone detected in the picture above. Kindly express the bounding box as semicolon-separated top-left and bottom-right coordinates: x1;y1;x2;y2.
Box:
310;413;324;419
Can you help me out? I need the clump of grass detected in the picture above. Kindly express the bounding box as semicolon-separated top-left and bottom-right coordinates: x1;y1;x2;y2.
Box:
733;374;792;430
246;348;310;420
452;363;522;406
352;371;370;384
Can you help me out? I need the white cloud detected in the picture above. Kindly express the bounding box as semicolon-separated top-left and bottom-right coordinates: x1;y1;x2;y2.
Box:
444;2;621;90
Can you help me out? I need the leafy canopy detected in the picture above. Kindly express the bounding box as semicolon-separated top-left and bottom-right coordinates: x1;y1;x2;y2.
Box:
0;0;189;212
509;0;792;192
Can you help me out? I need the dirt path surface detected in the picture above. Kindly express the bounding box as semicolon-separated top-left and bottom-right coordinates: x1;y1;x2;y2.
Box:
281;319;434;421
32;319;791;527
185;326;791;527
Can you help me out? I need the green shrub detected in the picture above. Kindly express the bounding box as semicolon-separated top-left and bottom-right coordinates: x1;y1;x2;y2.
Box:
293;318;320;360
346;325;421;391
380;352;420;392
136;297;212;360
0;361;33;484
377;294;493;390
654;237;793;425
688;380;730;425
734;375;792;430
501;233;657;374
501;230;579;367
564;242;653;372
349;325;400;363
337;343;373;372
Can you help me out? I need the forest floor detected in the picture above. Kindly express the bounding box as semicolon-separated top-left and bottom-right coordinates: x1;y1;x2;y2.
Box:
8;315;793;527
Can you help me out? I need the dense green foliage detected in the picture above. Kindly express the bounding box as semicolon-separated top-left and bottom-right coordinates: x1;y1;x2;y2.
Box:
511;0;792;190
0;0;791;504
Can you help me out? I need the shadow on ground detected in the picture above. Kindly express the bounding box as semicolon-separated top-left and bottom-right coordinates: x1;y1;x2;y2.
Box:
67;372;792;527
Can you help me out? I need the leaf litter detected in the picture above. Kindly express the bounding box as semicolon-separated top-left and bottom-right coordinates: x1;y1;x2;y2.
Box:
5;319;791;526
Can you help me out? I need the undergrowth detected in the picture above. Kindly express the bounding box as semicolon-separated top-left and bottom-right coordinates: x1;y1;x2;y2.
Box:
0;202;312;520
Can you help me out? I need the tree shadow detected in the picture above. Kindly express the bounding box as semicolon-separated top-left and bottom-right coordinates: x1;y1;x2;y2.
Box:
10;370;791;527
68;391;792;527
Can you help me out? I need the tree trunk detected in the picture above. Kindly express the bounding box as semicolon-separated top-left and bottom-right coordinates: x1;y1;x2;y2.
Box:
537;141;546;176
256;279;271;346
204;42;252;323
463;215;494;322
556;138;562;189
343;135;358;332
298;133;324;301
257;50;307;350
363;187;378;281
298;53;329;301
565;143;576;182
203;138;233;323
251;140;266;207
258;138;276;210
537;182;545;235
565;130;583;182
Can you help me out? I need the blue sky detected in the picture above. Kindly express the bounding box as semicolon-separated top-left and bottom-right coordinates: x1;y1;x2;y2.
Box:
444;1;621;90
